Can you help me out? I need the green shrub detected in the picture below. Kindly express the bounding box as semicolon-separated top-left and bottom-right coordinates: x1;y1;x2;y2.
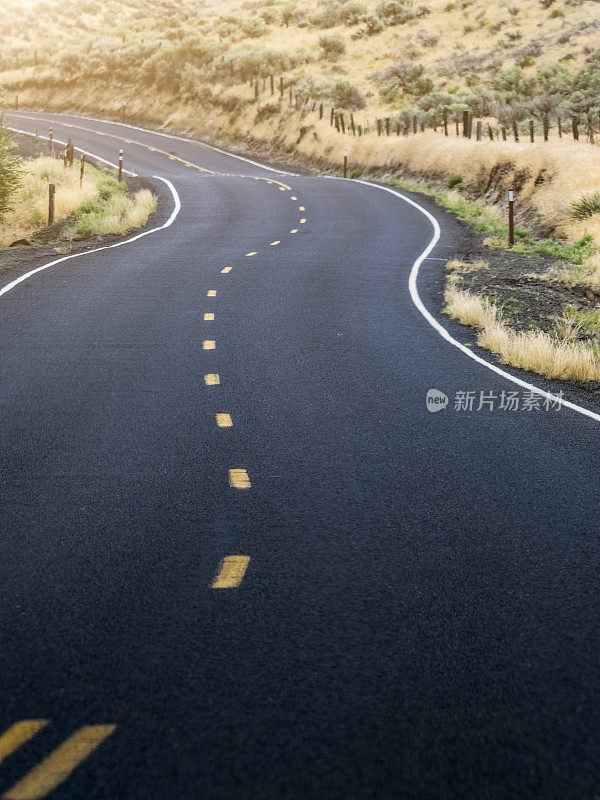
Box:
447;175;463;188
571;191;600;220
330;80;366;110
97;175;123;201
0;120;22;219
75;199;103;217
349;167;363;179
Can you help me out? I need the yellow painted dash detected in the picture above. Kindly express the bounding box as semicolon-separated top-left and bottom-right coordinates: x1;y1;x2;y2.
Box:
290;229;298;234
299;206;305;211
204;313;215;321
3;725;116;800
270;241;281;246
203;340;216;350
207;290;217;297
246;252;257;257
229;468;251;489
279;187;286;191
212;556;250;588
204;374;220;385
216;413;233;428
300;219;307;224
290;196;297;200
0;721;49;767
221;266;232;274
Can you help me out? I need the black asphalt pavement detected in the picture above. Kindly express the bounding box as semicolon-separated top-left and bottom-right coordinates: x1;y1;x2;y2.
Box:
1;110;600;800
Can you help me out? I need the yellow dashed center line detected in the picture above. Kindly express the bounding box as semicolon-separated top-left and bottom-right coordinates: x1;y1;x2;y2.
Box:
216;413;233;428
299;206;305;211
212;556;250;589
246;252;257;257
0;721;49;767
3;725;116;800
203;340;216;350
300;219;307;224
270;241;280;246
290;196;297;200
229;468;251;489
204;313;215;321
290;229;298;234
207;290;217;297
204;374;220;385
221;266;232;274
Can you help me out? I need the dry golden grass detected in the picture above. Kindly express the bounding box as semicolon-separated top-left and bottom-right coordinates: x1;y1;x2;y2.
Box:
0;157;98;246
445;285;600;382
0;156;155;246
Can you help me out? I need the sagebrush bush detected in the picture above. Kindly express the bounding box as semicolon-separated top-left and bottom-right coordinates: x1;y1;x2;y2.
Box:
318;33;346;58
330;80;366;110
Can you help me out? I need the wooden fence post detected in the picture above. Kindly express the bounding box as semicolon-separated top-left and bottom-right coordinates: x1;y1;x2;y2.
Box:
48;184;55;225
385;117;390;136
463;110;469;138
80;153;86;188
476;120;482;141
573;117;579;141
529;120;534;143
443;110;448;136
512;120;519;142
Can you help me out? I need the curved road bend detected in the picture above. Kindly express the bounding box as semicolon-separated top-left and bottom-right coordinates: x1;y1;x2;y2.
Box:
0;110;599;800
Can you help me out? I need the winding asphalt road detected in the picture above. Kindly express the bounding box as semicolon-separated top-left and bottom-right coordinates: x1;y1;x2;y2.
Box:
1;110;600;800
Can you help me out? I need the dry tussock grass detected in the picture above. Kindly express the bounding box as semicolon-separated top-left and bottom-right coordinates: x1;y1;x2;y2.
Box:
0;157;98;246
445;285;600;382
0;156;155;245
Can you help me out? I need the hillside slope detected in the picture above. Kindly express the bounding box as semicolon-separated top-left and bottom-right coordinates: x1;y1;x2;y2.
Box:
2;0;600;246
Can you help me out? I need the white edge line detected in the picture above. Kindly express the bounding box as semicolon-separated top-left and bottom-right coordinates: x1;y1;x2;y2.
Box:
0;172;181;300
325;175;600;425
7;127;137;176
7;111;298;177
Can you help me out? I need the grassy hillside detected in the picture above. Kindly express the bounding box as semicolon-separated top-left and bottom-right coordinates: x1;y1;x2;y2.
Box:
2;0;600;246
